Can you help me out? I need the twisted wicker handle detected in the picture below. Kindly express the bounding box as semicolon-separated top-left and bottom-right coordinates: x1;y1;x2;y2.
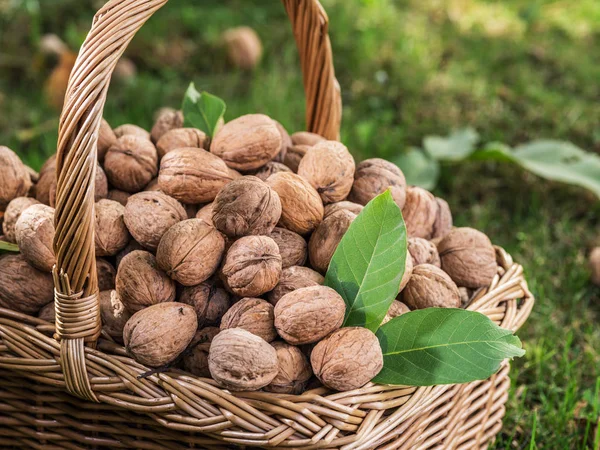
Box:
53;0;341;401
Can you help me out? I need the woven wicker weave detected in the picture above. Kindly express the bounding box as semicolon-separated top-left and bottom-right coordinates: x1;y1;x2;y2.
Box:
0;0;534;448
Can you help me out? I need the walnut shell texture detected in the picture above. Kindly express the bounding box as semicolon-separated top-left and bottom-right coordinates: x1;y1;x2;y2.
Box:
222;27;263;70
35;164;56;205
2;197;40;243
311;327;383;392
0;254;54;314
266;172;324;235
156;128;208;159
268;227;307;268
268;266;324;306
156;219;225;286
0;146;32;211
402;186;438;239
438;227;497;288
107;189;131;207
291;132;325;147
15;204;55;272
210;114;281;171
113;124;150;140
183;327;220;377
116;250;176;313
97;258;117;292
124;302;197;367
265;341;312;394
94;199;131;257
212;176;281;237
104;135;158;192
408;237;440;267
254;161;292;181
324;201;364;219
309;210;355;273
349;158;407;209
403;264;460;310
220;236;282;297
220;297;276;342
283;144;311;173
431;197;453;240
97;118;117;163
399;252;414;292
150;108;183;143
179;282;231;327
99;290;131;343
38;301;55;322
382;300;410;324
273;121;292;163
195;203;215;227
298;141;355;204
208;328;278;391
274;285;345;345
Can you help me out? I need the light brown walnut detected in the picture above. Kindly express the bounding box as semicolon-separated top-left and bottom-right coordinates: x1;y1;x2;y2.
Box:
97;258;116;292
399;253;413;292
324;201;364;219
283;144;311;173
349;158;407;209
150;108;183;143
220;297;276;342
94;199;131;257
268;266;324;305
97;118;117;163
0;254;54;314
2;197;40;243
308;210;356;273
268;227;307;268
15;204;55;272
382;300;411;324
222;27;263;70
265;341;312;394
408;237;440;267
104;135;158;193
431;197;453;240
179;282;231;327
113;124;150;140
402;187;438;239
183;327;220;377
402;264;460;310
156;128;208;159
254;161;292;181
99;290;131;344
291;132;325;146
0;146;32;211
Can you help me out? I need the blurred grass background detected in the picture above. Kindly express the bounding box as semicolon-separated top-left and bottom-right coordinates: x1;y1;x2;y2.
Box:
1;0;599;448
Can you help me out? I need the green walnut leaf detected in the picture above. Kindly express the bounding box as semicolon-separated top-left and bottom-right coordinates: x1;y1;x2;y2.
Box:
394;147;440;190
324;190;407;332
423;127;479;162
0;241;19;254
182;82;226;138
374;308;525;386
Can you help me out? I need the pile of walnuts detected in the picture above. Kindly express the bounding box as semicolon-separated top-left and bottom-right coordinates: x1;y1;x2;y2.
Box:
0;109;498;393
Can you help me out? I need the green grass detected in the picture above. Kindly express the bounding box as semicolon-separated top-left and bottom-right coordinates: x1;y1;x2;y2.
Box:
1;0;599;448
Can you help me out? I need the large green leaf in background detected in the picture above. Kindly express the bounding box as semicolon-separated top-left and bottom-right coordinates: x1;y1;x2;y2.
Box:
324;191;407;332
394;147;440;190
182;83;226;138
0;241;19;254
374;308;525;386
423;127;479;161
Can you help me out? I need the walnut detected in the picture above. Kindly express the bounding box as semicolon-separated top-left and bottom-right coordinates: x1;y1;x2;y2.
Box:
36;170;55;206
124;191;187;251
220;297;276;342
210;114;281;171
15;204;55;272
124;302;197;367
0;254;54;314
268;227;307;268
254;161;292;181
183;327;220;377
268;266;324;305
0;146;32;211
591;247;600;286
324;201;363;219
2;197;40;243
274;285;345;345
438;227;497;289
97;258;116;291
402;264;460;310
382;300;410;324
298;141;355;204
156;128;208;159
222;27;263;70
220;236;282;297
408;237;440;267
150;108;183;143
113;124;150;140
156;219;225;286
212;176;281;237
309;210;356;273
159;148;235;204
115;240;144;269
431;198;452;240
107;189;130;206
104;135;158;192
94;199;130;257
116;250;176;313
402;187;438;239
144;178;161;192
348;158;407;209
273;121;292;163
283;144;311;173
99;289;131;343
38;301;55;322
399;252;413;292
39;154;57;177
97;118;117;163
310;327;383;392
179;282;231;327
265;341;312;394
195;203;215;227
291;132;325;146
266;172;324;235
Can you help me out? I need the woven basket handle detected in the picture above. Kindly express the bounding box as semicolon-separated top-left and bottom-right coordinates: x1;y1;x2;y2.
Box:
52;0;341;401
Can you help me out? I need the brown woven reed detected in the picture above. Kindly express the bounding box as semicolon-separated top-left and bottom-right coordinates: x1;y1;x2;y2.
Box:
0;0;533;448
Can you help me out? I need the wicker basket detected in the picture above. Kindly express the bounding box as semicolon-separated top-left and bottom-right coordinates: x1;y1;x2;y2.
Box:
0;0;534;448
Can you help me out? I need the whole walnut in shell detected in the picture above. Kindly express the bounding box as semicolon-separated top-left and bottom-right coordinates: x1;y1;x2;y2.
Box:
113;124;150;140
273;122;292;163
382;300;410;324
349;158;407;209
2;197;40;243
100;290;131;343
438;227;497;288
268;227;307;268
115;240;144;269
0;146;32;211
15;204;55;272
265;341;312;394
156;219;225;286
179;282;231;327
291;131;325;146
298;141;355;204
93;165;109;202
116;250;176;313
283;144;311;173
211;114;281;171
254;161;292;181
97;258;116;291
150;108;183;143
195;202;215;227
97;118;117;163
107;189;131;207
431;198;452;240
38;301;55;322
212;176;281;237
35;162;56;205
156;128;208;159
408;237;440;267
183;327;220;377
402;264;460;310
159;148;235;204
104;135;158;193
220;297;276;342
0;254;54;314
266;172;324;235
124;302;197;367
220;236;282;297
124;191;187;251
402;187;438;239
208;328;278;391
268;266;324;305
94;199;130;257
324;201;363;219
309;210;356;273
399;253;413;292
222;26;263;70
274;285;345;345
311;327;383;392
591;247;600;286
